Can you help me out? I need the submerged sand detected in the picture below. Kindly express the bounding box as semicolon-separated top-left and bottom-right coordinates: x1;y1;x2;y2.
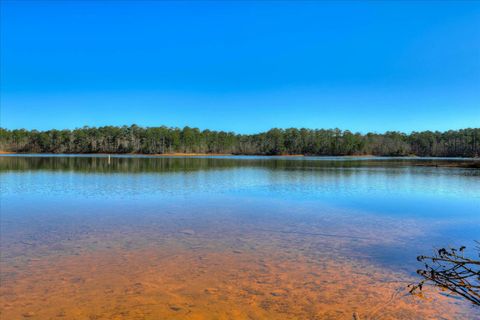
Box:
0;231;472;319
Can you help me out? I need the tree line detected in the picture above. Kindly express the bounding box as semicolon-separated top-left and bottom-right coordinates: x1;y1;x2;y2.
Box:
0;125;478;157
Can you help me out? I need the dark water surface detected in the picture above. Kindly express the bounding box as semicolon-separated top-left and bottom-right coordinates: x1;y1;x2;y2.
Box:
1;156;479;319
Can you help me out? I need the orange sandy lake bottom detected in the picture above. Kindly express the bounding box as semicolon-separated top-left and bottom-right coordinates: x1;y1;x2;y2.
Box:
0;225;472;320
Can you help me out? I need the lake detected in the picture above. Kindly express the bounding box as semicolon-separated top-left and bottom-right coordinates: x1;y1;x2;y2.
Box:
1;155;479;319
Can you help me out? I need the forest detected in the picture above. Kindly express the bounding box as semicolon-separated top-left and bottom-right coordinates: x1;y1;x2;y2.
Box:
0;125;478;157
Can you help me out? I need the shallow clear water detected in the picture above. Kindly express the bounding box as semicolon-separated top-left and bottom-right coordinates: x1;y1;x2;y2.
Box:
1;156;479;319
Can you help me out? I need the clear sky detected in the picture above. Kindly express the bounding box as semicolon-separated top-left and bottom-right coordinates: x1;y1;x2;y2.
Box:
1;1;479;133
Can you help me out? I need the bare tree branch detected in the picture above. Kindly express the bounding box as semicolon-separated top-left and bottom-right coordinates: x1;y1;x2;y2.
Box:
409;242;480;306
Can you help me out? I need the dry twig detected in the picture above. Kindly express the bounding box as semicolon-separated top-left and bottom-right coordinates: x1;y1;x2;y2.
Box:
409;242;480;306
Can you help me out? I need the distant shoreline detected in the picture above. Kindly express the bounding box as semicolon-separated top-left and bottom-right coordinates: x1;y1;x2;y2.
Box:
0;151;442;157
1;151;479;160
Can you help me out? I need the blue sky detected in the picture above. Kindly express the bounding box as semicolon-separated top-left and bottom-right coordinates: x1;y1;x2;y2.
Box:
1;1;479;133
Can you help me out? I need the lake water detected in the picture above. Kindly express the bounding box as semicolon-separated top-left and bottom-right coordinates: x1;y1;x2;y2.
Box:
1;155;479;319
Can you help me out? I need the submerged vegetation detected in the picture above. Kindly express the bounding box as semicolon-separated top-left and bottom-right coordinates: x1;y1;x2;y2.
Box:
410;244;480;306
0;126;479;157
